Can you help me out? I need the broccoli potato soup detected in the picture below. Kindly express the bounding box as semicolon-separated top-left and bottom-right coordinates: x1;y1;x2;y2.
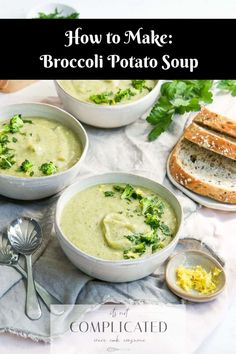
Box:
58;80;157;105
0;114;82;177
60;184;177;261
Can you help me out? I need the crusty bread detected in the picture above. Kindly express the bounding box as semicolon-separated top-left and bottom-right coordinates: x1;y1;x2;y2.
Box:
184;122;236;160
194;107;236;138
169;138;236;204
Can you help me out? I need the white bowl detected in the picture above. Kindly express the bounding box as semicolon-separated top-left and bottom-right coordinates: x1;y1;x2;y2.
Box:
0;103;88;200
55;172;183;282
27;3;79;19
54;81;161;128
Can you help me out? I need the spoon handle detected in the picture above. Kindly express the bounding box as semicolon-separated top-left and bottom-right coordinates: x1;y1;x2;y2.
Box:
25;255;42;320
14;264;64;315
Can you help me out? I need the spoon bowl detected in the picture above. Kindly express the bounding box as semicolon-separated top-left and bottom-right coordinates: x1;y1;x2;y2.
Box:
8;217;42;255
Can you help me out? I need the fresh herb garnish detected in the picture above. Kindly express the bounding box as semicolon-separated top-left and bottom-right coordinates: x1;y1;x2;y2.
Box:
121;184;136;200
217;80;236;96
90;88;135;105
159;223;171;236
30;171;34;177
3;114;24;134
19;159;33;172
37;8;79;19
39;162;57;175
0;156;15;169
23;119;33;124
146;80;214;141
131;80;151;92
90;91;113;105
12;137;18;143
104;191;115;197
114;88;135;103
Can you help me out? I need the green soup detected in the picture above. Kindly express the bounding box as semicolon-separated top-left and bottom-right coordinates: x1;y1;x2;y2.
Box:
0;115;82;177
60;183;177;261
58;80;157;105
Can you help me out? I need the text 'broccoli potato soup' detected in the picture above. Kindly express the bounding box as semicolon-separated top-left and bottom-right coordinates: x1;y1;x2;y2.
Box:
58;80;157;105
0;114;82;177
60;184;177;261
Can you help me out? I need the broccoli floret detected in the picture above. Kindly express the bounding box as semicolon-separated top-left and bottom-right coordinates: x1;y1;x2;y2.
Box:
39;161;57;175
145;213;160;229
0;156;15;169
114;88;135;103
123;242;146;259
5;115;24;133
121;184;136;200
89;91;113;105
140;196;165;217
19;159;33;172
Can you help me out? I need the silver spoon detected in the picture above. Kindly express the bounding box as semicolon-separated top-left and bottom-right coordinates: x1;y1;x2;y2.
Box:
0;234;64;315
8;217;42;320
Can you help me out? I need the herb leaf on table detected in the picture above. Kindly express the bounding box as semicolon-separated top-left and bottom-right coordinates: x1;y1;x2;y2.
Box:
217;80;236;96
146;80;214;141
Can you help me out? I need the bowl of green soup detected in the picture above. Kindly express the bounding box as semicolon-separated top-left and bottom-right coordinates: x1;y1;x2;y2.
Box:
55;80;160;128
0;103;88;200
55;173;183;282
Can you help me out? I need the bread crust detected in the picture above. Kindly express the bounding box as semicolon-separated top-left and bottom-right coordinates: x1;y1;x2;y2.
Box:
194;107;236;138
184;122;236;160
169;138;236;204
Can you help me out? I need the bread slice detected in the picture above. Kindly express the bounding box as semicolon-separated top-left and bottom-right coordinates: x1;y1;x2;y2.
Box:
194;107;236;138
184;122;236;160
169;138;236;204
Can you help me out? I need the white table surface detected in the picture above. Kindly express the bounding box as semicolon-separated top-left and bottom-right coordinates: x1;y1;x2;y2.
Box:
0;1;236;353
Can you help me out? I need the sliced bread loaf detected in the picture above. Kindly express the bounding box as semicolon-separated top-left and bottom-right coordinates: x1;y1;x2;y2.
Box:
194;107;236;138
184;122;236;160
169;138;236;204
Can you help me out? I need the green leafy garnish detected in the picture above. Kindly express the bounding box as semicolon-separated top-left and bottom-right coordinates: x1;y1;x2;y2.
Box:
19;159;33;172
104;191;115;197
114;88;135;103
145;213;160;229
146;80;214;141
159;223;171;236
0;156;15;169
3;114;24;134
121;184;136;200
89;92;113;105
12;137;18;143
39;162;57;175
37;8;80;19
23;119;33;124
140;196;164;217
131;80;151;92
217;80;236;96
30;171;34;177
113;185;125;192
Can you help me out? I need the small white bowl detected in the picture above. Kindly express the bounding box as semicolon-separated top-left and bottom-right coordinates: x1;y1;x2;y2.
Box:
27;3;79;19
166;250;226;302
54;81;161;128
0;103;88;200
55;172;183;282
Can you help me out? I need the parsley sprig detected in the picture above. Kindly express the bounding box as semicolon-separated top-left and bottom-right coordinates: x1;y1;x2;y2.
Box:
146;80;214;141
